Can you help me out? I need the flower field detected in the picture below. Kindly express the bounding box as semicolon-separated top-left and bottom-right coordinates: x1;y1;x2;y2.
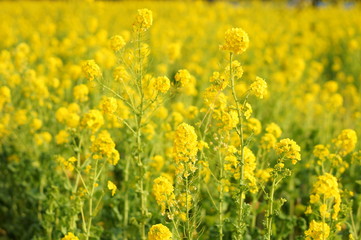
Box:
0;1;361;240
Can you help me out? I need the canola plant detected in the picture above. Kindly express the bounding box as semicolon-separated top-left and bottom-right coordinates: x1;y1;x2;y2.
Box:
0;1;360;240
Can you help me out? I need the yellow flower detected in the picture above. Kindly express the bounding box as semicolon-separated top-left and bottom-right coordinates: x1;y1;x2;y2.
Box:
305;206;312;214
332;129;357;156
15;109;28;126
152;176;175;214
173;123;198;163
0;86;11;110
305;220;330;240
100;96;118;115
66;113;80;128
81;60;102;81
261;133;277;150
312;173;341;220
56;130;69;145
133;8;153;32
245;117;262;135
73;84;89;102
56;107;69;123
220;28;249;55
250;76;267;99
34;132;52;146
91;130;119;165
0;86;11;101
224;146;258;192
150;155;164;172
243;147;258;193
61;232;79;240
313;173;340;200
319;204;330;218
147;224;172;240
255;168;273;183
313;144;330;160
265;122;282;138
151;76;170;93
225;60;244;79
58;156;74;172
275;138;301;164
242;103;252;120
174;69;192;87
113;65;131;82
31;118;43;131
109;35;126;52
167;42;181;62
107;180;117;196
221;110;239;130
81;109;104;132
309;194;320;204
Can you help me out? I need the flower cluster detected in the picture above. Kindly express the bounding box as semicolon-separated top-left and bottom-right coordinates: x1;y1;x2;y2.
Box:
261;123;282;150
150;76;171;94
275;138;301;164
309;173;341;220
224;146;258;193
133;8;153;32
61;232;79;240
0;86;11;111
220;28;249;55
56;105;81;128
332;129;357;156
73;84;89;102
109;35;126;52
81;109;104;132
152;176;175;214
90;130;120;165
305;220;330;240
313;144;330;161
113;65;131;82
81;60;102;81
99;96;118;115
147;224;172;240
174;69;192;87
250;76;267;99
173;123;198;163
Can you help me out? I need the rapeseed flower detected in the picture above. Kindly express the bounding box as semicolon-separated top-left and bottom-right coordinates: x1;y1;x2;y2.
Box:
220;28;249;55
147;224;172;240
107;180;117;196
81;60;102;81
305;220;330;240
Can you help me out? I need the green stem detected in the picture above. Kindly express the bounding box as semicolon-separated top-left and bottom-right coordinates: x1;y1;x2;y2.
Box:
80;203;87;233
288;176;295;240
123;156;130;240
251;195;257;230
136;114;146;240
266;179;276;240
136;30;147;240
218;150;224;240
169;207;182;239
229;52;246;239
73;136;83;194
85;158;99;240
350;207;359;240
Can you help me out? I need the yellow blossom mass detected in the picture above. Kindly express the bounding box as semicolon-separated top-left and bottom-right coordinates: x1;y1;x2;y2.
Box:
1;2;360;240
81;60;102;81
220;28;249;55
61;232;79;240
147;224;172;240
